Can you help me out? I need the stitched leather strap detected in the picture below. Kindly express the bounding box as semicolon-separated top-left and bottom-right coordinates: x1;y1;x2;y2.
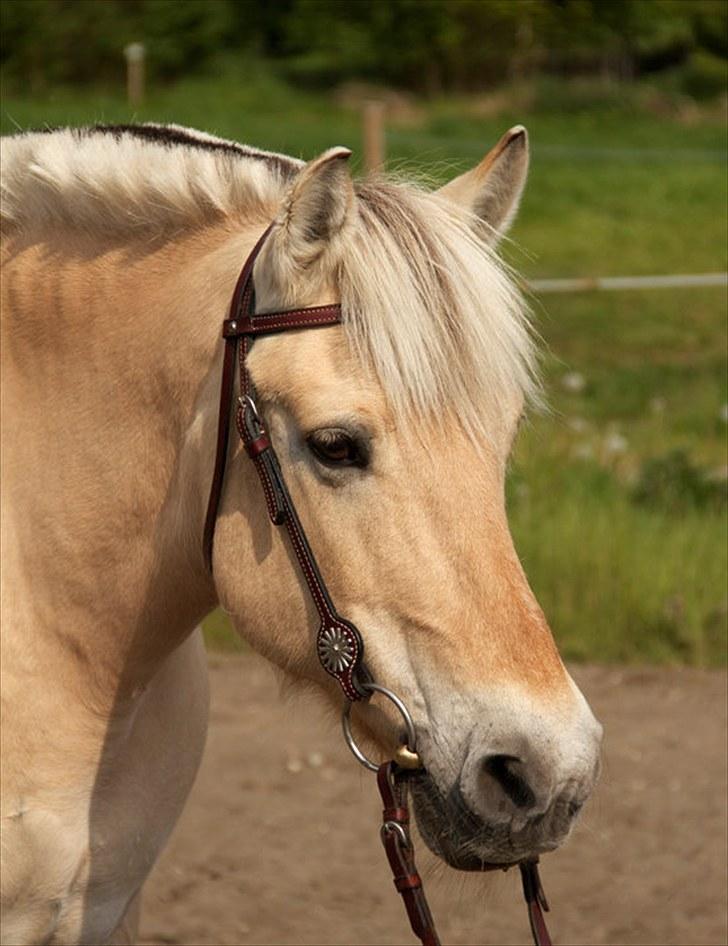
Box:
223;304;343;337
237;393;368;701
204;225;341;568
202;333;240;571
520;860;553;946
203;223;369;701
203;224;276;570
377;763;441;946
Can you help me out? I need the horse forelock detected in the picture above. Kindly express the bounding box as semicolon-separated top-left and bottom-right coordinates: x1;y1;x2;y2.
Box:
339;179;540;442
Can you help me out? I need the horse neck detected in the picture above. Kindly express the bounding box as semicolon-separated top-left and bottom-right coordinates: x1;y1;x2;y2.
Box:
1;218;260;707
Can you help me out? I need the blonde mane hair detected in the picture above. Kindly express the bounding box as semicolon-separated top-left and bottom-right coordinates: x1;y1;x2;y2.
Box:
1;123;538;439
0;124;302;234
340;180;538;436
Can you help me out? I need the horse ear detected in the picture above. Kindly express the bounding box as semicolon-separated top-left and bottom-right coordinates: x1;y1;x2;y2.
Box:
437;126;529;244
276;147;355;266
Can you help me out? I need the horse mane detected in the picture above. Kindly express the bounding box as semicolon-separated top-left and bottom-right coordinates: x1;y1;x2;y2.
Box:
0;123;538;437
0;123;302;234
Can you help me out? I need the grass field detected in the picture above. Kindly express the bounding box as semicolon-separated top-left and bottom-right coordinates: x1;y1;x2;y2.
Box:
3;68;726;665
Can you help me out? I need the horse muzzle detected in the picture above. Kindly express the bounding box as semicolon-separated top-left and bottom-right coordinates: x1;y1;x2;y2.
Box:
409;765;597;870
407;689;603;870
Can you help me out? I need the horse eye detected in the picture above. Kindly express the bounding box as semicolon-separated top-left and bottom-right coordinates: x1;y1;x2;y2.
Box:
307;429;368;468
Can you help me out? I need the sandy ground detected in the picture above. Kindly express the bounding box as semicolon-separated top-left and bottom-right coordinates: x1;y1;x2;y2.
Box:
140;655;727;946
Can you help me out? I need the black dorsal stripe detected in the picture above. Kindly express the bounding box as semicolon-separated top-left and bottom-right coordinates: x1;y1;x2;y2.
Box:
83;123;299;178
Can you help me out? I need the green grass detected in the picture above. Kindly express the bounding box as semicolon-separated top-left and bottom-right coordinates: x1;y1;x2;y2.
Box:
3;68;726;665
201;607;246;653
510;477;726;665
510;284;726;665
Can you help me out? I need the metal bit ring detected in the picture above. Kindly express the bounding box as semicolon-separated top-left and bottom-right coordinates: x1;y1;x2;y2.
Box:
342;682;420;772
381;820;410;848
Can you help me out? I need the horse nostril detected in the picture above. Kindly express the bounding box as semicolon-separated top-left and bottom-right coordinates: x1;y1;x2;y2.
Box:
482;754;536;810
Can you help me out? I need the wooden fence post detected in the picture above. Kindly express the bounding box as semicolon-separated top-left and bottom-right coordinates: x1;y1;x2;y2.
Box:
124;43;146;108
363;100;385;173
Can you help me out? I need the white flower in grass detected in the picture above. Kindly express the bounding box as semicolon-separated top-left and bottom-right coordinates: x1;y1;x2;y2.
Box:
561;371;586;394
567;416;589;433
603;431;628;456
720;404;728;424
706;465;728;483
572;442;594;461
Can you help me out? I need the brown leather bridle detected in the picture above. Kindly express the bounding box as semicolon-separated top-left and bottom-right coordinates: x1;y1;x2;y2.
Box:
203;223;553;946
203;222;370;702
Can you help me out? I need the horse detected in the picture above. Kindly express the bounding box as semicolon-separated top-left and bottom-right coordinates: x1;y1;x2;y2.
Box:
0;122;602;945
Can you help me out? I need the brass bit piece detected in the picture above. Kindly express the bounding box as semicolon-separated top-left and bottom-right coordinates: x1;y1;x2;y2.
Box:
394;744;422;770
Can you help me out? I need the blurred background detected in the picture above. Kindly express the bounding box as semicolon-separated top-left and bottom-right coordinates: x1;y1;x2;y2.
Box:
2;0;725;667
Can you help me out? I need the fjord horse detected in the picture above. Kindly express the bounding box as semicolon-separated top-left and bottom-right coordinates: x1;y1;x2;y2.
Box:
1;123;601;944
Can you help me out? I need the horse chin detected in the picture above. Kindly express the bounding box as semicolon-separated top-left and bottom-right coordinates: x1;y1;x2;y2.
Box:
408;771;563;872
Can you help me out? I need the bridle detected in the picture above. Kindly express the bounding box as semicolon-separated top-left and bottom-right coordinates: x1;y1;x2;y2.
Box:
203;222;554;946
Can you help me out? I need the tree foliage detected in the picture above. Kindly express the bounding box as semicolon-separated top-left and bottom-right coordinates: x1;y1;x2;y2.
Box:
1;0;725;93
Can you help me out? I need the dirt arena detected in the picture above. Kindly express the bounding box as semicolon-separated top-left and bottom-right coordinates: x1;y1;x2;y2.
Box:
141;655;727;946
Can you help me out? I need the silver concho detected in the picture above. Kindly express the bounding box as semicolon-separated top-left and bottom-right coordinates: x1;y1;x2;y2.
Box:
317;625;356;675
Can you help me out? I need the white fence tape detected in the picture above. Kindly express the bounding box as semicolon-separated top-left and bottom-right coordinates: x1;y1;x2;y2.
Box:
527;273;728;294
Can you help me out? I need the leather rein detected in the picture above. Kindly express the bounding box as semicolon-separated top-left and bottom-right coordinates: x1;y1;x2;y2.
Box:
203;223;553;946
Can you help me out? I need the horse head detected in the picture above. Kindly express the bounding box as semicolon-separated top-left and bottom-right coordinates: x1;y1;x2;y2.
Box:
210;128;602;871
